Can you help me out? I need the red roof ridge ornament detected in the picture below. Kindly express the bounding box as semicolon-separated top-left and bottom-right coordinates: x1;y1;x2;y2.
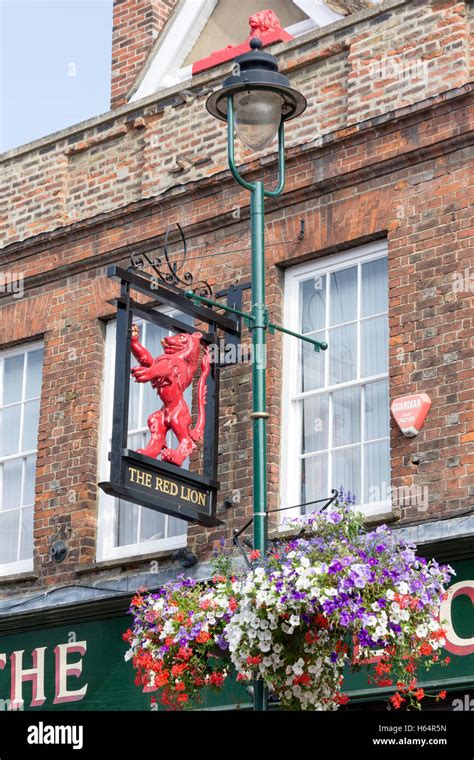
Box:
192;10;293;76
391;393;432;437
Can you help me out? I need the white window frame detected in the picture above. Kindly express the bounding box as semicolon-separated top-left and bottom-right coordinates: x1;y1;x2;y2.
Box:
97;318;187;562
130;0;344;101
0;341;43;577
280;240;391;523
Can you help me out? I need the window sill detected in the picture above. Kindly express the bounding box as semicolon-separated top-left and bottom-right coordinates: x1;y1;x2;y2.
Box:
0;570;39;585
270;507;400;541
75;548;181;573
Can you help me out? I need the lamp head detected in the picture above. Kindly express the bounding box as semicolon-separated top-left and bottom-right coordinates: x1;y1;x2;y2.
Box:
206;37;307;152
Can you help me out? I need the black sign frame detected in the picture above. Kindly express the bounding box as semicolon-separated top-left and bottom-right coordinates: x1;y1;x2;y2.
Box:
98;265;240;527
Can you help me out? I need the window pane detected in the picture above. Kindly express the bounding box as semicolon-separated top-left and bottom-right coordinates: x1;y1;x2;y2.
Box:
141;509;166;542
143;384;161;424
19;506;33;561
128;368;141;432
361;316;388;377
302;394;329;454
144;321;167;365
362;258;388;317
117;500;139;546
23;455;37;506
0;405;21;456
2;458;22;510
0;509;19;564
168;515;187;538
2;354;24;406
25;349;43;400
301;453;328;513
22;400;40;451
128;432;146;452
301;333;326;392
301;275;326;333
333;387;360;448
364;440;390;504
330;266;357;326
365;381;389;441
332;446;360;502
328;324;357;385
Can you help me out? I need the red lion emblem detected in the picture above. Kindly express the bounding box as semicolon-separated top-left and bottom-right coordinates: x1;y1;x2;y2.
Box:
248;9;282;38
130;324;210;466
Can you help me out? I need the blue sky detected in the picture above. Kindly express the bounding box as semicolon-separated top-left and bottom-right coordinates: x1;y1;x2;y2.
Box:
0;0;113;153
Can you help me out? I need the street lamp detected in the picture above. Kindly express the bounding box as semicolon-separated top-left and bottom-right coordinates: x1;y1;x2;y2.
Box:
206;37;306;151
206;38;307;712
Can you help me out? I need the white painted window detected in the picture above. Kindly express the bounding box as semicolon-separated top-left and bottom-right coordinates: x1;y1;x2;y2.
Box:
281;241;391;518
0;342;43;575
97;315;190;561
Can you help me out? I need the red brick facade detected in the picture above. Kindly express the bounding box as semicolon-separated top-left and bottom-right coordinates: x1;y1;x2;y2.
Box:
111;0;179;108
0;0;473;599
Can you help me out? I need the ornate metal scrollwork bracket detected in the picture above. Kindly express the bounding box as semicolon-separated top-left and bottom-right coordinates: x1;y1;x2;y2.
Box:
128;223;213;297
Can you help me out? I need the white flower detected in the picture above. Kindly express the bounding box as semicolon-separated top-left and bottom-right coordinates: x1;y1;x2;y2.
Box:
416;624;428;639
398;581;409;595
386;589;395;601
292;659;305;676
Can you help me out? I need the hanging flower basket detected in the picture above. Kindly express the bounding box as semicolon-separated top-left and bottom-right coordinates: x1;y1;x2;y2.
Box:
124;493;453;711
123;574;236;709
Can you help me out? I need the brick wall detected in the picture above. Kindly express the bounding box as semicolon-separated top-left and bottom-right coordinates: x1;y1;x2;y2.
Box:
111;0;179;109
0;0;473;597
2;0;473;248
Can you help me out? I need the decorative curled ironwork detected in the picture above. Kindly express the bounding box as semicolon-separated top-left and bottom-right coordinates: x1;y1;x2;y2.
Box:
129;223;213;297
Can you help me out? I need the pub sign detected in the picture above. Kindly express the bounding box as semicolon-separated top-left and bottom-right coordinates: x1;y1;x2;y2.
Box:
99;253;240;527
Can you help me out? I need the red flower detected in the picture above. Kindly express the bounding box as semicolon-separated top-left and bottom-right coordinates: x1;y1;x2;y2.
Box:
444;657;451;665
419;642;433;656
246;655;262;666
209;672;225;687
196;631;211;644
414;688;425;701
177;693;188;703
293;673;311;686
171;663;187;678
438;690;447;700
314;614;329;629
155;671;170;687
174;681;186;692
390;693;405;709
335;693;349;705
229;597;238;612
178;646;192;661
375;662;392;676
249;550;260;561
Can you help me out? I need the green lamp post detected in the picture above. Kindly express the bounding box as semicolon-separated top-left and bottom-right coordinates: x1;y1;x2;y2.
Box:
205;38;308;711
